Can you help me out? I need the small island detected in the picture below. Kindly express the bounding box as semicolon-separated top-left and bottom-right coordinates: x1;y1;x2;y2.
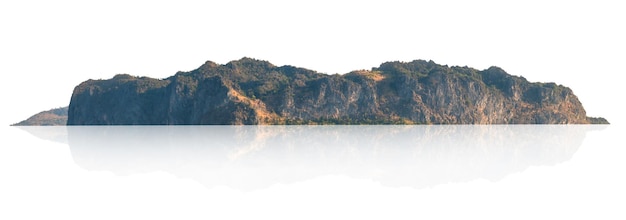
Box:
12;107;68;126
15;58;609;125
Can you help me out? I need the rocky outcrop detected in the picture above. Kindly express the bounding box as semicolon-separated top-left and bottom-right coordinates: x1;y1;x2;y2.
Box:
66;58;608;125
12;107;68;126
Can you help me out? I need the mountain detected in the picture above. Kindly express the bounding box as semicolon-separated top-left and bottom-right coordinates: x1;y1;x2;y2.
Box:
12;107;68;126
66;58;607;125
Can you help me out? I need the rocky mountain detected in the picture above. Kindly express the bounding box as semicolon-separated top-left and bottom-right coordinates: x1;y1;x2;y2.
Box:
12;107;68;126
66;58;608;125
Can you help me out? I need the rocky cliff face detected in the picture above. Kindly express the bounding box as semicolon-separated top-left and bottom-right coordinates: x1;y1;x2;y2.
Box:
67;58;608;125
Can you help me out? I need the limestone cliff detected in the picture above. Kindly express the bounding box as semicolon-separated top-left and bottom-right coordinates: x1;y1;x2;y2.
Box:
66;58;608;125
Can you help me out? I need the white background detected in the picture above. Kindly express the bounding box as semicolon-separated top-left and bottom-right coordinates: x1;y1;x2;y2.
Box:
1;125;624;220
1;0;624;125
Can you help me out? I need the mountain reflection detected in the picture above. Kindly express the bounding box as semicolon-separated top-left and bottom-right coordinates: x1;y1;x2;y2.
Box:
19;125;603;191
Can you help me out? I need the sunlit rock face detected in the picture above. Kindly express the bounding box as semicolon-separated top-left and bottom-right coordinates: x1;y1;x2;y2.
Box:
66;58;608;125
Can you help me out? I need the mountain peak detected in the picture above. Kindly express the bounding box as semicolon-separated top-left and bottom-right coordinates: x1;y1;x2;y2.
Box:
226;57;275;69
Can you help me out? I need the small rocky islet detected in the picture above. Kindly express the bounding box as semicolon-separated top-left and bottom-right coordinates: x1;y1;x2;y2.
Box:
14;58;609;125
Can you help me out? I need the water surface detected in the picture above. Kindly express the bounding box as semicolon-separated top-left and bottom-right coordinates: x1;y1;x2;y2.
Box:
2;125;623;219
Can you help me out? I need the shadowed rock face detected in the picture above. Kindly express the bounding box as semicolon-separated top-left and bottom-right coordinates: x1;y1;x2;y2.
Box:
66;58;608;125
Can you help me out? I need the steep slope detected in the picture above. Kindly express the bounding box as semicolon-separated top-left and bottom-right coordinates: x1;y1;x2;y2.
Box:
66;58;608;125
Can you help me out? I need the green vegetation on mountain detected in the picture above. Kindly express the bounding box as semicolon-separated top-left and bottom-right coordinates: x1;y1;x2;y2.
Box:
12;107;68;126
64;58;607;125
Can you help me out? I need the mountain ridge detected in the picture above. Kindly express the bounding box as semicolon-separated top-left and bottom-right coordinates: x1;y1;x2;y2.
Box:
24;58;610;125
